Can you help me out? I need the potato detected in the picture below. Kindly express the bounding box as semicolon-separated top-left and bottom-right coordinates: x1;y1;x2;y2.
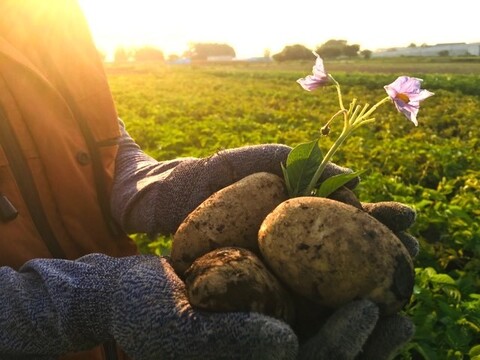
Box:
184;247;295;324
258;197;414;315
171;172;288;275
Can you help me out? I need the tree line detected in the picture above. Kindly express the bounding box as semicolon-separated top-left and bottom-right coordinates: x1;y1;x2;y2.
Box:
108;39;372;63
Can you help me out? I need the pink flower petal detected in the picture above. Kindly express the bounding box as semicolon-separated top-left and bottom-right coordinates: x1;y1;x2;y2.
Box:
384;76;434;125
297;51;329;91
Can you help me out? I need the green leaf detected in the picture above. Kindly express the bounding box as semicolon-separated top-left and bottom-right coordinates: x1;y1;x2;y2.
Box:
410;342;438;360
281;163;292;196
430;273;456;285
316;169;366;197
469;344;480;357
284;139;323;197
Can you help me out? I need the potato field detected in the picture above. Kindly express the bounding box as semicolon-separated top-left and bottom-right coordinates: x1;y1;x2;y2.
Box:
106;58;480;359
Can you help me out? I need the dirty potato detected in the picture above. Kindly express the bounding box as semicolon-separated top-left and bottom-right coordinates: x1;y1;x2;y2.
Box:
258;197;414;315
184;247;295;324
171;172;288;275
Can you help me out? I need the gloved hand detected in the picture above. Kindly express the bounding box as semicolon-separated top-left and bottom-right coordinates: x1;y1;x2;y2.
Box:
0;253;298;360
0;246;415;360
295;192;419;360
110;121;418;359
111;121;357;235
116;198;418;360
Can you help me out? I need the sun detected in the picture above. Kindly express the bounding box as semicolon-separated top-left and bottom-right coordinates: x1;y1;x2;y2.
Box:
78;0;216;58
77;0;281;60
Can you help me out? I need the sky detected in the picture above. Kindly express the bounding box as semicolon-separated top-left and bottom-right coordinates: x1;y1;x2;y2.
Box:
78;0;479;60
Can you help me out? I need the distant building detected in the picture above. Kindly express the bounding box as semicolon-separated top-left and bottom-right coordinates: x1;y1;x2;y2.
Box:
373;42;480;57
206;55;234;62
244;57;273;63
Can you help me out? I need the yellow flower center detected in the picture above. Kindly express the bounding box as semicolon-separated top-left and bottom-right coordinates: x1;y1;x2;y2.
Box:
395;93;410;104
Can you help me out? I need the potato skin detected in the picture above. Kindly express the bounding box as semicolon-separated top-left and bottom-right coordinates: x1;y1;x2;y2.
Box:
171;172;288;276
184;247;295;324
258;197;414;315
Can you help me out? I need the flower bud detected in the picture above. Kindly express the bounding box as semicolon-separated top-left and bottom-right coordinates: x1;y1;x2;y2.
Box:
321;124;330;136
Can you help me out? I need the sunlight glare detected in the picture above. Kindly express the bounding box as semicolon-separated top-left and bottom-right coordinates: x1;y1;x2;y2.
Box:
78;0;479;60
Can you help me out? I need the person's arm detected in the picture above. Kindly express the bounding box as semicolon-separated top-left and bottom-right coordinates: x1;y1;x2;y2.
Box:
110;120;354;235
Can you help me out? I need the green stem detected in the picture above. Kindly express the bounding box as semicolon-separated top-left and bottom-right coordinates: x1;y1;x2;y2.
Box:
303;90;391;196
349;104;362;125
357;103;370;120
304;126;353;195
324;108;346;129
329;75;345;110
361;96;390;119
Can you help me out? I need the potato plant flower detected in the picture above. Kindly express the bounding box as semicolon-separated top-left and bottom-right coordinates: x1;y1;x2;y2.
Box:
282;52;434;198
296;52;329;91
384;76;435;126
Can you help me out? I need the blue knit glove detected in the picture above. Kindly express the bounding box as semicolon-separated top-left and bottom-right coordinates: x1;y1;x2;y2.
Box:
111;255;301;360
298;299;415;360
0;254;298;360
0;244;416;360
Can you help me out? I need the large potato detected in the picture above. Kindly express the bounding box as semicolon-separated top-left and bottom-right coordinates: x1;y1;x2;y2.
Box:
258;197;414;315
184;247;295;324
171;172;287;275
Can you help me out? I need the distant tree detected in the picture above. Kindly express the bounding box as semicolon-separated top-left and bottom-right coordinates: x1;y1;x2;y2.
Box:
316;40;344;59
360;49;372;59
114;46;129;63
185;43;236;61
263;48;271;58
168;54;180;62
344;44;360;57
272;44;312;62
134;46;164;62
408;43;417;48
438;50;449;57
315;39;360;59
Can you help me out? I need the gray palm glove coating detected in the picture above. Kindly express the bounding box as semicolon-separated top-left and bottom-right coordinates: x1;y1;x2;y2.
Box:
0;254;298;359
298;300;414;360
110;120;356;235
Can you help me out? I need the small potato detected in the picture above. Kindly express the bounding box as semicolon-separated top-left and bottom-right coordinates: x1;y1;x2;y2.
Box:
184;247;295;324
258;197;414;315
171;172;288;275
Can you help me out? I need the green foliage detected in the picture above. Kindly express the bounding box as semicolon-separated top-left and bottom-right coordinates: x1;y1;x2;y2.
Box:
315;39;360;59
107;61;480;358
282;138;366;197
272;44;313;62
131;233;172;257
316;170;365;197
282;140;323;197
398;268;480;359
